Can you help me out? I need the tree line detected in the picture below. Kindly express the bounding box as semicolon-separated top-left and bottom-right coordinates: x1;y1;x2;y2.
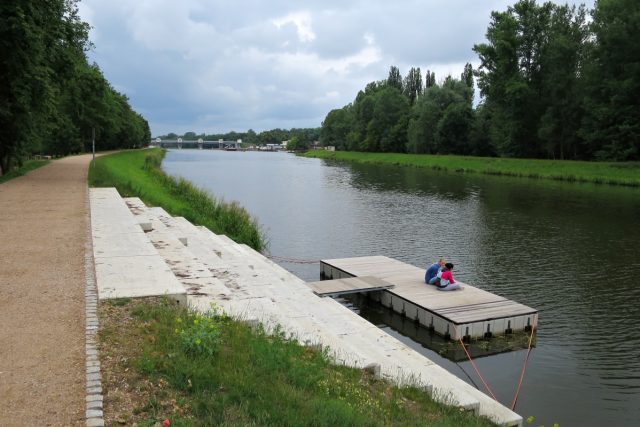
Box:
321;0;639;161
0;0;150;176
156;128;321;150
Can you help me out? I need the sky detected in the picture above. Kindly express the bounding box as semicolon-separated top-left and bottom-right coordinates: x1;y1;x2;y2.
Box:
78;0;595;137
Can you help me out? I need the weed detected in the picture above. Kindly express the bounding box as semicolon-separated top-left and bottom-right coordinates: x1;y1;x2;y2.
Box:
176;311;223;357
107;298;132;306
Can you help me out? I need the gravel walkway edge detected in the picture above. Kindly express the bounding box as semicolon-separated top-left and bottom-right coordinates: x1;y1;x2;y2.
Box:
84;183;105;427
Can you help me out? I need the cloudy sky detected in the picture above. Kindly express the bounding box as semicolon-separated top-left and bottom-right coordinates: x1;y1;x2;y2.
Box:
78;0;594;137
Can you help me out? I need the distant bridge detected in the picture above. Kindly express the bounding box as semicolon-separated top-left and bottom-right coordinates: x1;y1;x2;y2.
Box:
150;138;242;150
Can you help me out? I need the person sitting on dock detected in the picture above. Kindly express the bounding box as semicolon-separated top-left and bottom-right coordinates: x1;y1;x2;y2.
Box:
437;263;461;291
425;258;445;285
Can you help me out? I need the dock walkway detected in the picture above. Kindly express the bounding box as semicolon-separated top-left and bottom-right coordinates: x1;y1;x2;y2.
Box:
321;256;538;340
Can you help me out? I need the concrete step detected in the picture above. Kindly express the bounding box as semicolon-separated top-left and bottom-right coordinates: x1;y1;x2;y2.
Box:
123;198;233;304
90;189;186;303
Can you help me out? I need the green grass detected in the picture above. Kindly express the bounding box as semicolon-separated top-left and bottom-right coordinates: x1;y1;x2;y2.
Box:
100;298;498;427
0;159;50;184
302;151;640;187
88;149;264;250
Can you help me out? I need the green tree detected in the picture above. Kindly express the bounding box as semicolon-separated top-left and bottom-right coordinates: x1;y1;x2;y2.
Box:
350;82;383;150
537;4;588;159
0;0;61;173
402;67;423;104
460;63;474;104
468;103;496;156
287;132;311;151
580;0;640;160
368;87;410;152
244;129;258;145
461;63;474;89
407;80;472;154
321;107;353;150
424;70;436;88
387;66;403;91
474;0;554;158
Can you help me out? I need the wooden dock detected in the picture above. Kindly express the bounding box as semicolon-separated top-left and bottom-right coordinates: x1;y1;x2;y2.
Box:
307;276;395;297
320;256;538;340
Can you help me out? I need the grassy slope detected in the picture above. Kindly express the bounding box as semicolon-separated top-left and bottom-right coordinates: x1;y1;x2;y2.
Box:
0;159;50;184
88;149;264;250
100;298;498;427
302;151;640;187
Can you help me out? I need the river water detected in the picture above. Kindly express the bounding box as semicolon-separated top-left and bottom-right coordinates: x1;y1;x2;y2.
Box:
163;149;640;426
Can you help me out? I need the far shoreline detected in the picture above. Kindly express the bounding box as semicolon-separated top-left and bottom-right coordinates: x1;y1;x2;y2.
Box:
301;150;640;188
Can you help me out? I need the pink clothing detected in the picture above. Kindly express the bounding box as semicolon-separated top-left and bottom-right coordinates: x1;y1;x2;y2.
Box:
441;270;455;283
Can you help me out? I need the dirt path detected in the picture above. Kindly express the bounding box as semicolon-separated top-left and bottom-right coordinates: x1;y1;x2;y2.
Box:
0;155;91;426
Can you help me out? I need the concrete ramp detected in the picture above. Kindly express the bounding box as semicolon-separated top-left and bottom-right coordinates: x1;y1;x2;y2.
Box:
90;188;186;303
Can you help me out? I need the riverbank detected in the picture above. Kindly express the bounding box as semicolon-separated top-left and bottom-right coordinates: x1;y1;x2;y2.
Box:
0;159;50;184
99;297;497;426
90;150;505;426
301;150;640;187
88;148;265;250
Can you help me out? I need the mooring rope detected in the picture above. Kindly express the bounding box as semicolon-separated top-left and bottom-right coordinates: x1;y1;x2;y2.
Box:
458;338;499;401
511;326;536;411
264;254;320;264
458;327;537;410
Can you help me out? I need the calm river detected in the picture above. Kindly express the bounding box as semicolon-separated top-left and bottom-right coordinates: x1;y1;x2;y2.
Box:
163;149;640;426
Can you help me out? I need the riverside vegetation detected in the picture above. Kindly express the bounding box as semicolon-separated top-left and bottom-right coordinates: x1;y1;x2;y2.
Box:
88;148;264;250
99;297;498;427
302;150;640;187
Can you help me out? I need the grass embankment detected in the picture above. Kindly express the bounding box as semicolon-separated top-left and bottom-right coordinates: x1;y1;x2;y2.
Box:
0;159;50;184
88;149;264;250
100;297;497;427
303;150;640;187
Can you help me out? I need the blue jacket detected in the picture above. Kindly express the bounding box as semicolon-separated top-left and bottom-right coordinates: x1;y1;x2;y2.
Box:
425;262;440;283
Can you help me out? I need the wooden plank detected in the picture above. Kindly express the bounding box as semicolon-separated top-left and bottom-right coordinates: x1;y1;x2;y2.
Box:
307;276;395;297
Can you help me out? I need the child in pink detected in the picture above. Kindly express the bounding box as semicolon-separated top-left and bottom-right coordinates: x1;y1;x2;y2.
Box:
438;263;461;291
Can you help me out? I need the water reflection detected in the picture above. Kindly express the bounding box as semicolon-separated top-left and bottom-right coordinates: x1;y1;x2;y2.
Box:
163;150;640;426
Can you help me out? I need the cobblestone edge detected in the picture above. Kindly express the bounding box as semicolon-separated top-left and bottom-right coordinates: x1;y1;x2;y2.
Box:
85;186;104;427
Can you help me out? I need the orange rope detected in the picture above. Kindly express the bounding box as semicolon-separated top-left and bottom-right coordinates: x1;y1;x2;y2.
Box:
511;327;536;410
458;338;498;401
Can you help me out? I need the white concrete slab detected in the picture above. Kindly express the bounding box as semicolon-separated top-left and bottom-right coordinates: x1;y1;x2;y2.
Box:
90;188;186;303
92;231;158;258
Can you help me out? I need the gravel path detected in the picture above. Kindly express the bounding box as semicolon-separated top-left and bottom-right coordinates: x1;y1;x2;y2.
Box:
0;155;91;426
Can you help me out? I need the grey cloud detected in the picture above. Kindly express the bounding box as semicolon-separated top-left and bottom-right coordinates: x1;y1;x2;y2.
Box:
81;0;596;136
